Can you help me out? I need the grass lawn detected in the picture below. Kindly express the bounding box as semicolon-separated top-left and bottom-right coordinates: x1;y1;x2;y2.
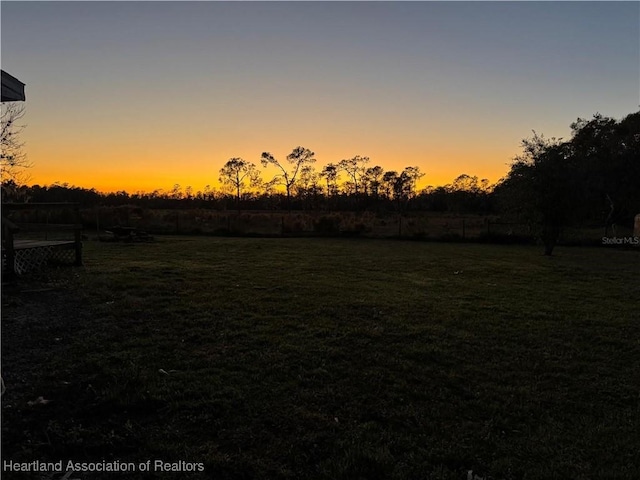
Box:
2;237;639;479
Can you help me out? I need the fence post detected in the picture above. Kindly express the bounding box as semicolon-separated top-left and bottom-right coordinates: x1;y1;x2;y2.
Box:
74;229;83;266
5;224;16;278
462;218;466;240
74;205;83;266
398;215;402;237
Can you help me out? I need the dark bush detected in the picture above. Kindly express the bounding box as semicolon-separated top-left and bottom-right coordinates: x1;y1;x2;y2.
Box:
314;215;341;235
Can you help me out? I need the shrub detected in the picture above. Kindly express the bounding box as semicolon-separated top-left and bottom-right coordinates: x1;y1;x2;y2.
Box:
314;215;341;235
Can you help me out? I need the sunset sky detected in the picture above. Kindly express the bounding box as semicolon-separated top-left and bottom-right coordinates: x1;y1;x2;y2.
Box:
1;1;638;194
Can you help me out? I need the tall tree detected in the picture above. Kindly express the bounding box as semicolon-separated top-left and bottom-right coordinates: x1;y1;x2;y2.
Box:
450;174;480;193
169;183;183;200
295;165;319;194
338;155;369;195
261;146;315;211
497;132;577;255
294;165;322;210
381;171;399;200
391;166;424;208
497;111;640;254
569;111;640;231
363;165;385;198
320;163;340;197
219;157;262;212
398;166;423;198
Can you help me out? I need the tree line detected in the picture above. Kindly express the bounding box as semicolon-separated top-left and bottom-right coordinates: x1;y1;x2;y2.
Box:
495;110;639;254
2;108;639;253
219;147;435;213
2;171;495;215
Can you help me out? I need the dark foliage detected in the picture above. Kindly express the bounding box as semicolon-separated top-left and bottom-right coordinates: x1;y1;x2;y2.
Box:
2;111;637;250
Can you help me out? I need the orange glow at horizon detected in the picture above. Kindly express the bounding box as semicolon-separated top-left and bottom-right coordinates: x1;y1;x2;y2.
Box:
4;1;637;198
25;140;514;194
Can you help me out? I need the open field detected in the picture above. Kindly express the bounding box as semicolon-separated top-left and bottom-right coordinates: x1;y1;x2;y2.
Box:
2;237;639;479
9;203;636;244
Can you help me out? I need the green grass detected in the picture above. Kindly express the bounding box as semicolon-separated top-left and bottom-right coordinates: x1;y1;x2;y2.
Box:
2;237;639;479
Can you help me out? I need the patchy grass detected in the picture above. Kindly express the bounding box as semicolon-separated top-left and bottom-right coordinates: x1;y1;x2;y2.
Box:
2;237;639;479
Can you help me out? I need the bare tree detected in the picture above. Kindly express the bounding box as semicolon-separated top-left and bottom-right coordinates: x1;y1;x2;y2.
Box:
219;157;262;211
1;102;30;185
261;146;315;211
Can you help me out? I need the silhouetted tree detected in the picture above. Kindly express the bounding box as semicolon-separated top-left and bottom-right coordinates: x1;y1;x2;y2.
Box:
1;102;30;186
293;165;322;209
363;165;384;198
320;163;340;198
261;146;316;211
568;111;640;231
443;174;493;213
399;166;423;198
417;185;449;212
497;132;576;255
338;155;369;195
390;166;424;210
381;171;398;200
169;184;183;200
450;174;479;193
219;157;262;212
295;165;319;193
497;110;639;253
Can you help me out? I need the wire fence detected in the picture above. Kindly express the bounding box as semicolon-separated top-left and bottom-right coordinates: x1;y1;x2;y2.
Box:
77;207;639;245
13;205;634;245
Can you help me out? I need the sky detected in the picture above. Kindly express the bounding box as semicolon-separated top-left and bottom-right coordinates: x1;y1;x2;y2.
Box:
1;1;638;194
